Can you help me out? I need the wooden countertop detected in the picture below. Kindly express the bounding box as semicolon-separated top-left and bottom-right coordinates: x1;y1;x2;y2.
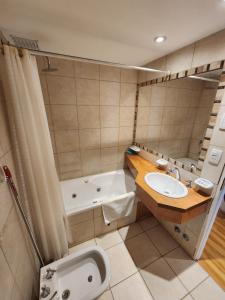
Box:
127;154;211;211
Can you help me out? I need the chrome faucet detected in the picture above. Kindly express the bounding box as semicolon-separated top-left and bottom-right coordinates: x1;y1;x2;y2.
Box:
167;167;181;181
45;268;56;280
190;163;195;173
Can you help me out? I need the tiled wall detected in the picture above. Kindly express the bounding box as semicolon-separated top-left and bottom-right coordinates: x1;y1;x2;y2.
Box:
139;29;225;83
188;81;217;159
136;77;216;159
37;57;137;180
0;56;39;300
137;28;225;258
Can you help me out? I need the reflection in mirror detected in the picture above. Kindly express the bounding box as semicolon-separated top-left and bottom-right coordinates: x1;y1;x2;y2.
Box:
135;69;222;172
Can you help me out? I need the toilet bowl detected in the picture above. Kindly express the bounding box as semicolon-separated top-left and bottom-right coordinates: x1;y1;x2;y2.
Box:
39;246;111;300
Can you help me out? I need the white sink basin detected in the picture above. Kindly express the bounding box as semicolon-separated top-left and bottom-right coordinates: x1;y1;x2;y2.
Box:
144;172;188;198
40;246;110;300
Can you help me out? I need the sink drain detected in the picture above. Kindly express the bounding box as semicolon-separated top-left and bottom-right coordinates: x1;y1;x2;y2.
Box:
72;193;77;198
62;289;70;299
96;187;101;192
88;275;93;282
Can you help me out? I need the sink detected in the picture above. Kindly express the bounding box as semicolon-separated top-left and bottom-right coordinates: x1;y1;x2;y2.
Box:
144;172;188;198
39;246;110;300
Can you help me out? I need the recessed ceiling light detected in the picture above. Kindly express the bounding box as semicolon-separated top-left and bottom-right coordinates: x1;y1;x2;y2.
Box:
154;36;167;43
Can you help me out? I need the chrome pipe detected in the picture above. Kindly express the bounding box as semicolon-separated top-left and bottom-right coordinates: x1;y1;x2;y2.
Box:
2;165;45;267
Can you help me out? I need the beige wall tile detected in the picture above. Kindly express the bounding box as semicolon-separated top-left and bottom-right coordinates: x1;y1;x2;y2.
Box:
138;86;151;107
149;107;163;125
166;44;195;73
70;220;95;245
69;210;94;226
79;129;100;149
60;170;82;180
101;147;118;165
137;107;150;126
121;69;138;83
100;65;120;82
55;130;79;152
119;107;135;127
39;75;49;104
150;86;166;107
42;57;74;77
100;81;120;105
120;83;136;107
94;216;117;237
75;62;99;79
192;29;225;68
58;151;81;173
101;127;119;147
77;106;100;129
76;79;100;105
47;76;76;104
81;149;101;174
51;105;78;130
119;127;133;145
0;248;15;300
100;106;119;127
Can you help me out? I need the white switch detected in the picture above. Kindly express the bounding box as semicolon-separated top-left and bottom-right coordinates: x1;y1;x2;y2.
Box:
220;113;225;130
209;148;223;165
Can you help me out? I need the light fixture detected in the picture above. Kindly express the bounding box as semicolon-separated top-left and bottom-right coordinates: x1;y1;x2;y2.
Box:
154;36;167;43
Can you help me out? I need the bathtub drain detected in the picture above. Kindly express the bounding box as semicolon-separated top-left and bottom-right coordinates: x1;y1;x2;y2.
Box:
62;289;70;299
72;193;77;198
88;275;93;282
96;187;101;192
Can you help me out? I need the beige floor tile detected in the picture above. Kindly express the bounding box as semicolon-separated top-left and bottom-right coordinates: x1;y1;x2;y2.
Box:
106;243;137;287
139;216;158;231
191;277;225;300
140;258;187;300
97;290;114;300
112;273;153;300
165;248;208;291
95;231;123;250
69;239;96;253
118;223;143;241
125;232;160;269
146;225;179;255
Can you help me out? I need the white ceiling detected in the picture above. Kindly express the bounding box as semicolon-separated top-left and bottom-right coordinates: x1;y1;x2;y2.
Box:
1;0;225;65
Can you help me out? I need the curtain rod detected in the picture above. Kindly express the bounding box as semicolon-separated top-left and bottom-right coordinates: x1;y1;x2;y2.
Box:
29;48;170;74
0;40;170;74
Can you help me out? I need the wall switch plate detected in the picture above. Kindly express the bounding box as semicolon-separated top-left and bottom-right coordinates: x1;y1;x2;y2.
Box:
209;148;223;165
219;113;225;130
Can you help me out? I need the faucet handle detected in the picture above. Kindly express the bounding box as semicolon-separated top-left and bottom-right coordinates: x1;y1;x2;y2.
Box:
45;268;56;279
185;180;192;188
40;285;50;298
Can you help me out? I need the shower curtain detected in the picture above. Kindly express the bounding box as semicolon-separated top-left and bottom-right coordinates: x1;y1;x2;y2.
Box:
2;45;68;262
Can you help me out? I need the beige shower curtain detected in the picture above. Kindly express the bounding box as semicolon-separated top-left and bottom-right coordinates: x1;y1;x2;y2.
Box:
3;45;68;262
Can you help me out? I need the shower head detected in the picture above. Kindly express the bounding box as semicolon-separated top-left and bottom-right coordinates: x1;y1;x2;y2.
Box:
42;57;58;72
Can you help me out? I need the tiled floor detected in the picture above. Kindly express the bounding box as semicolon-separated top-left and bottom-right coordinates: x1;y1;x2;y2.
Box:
69;216;225;300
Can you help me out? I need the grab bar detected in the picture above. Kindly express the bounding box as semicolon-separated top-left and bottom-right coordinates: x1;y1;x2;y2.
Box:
2;165;44;267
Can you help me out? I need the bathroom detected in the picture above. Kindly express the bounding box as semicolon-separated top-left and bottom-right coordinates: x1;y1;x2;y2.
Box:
1;1;225;300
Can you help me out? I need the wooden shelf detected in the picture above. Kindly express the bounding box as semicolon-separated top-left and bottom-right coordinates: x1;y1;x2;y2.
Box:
126;154;211;224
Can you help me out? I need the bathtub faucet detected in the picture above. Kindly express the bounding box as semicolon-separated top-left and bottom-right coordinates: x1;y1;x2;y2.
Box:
45;268;56;280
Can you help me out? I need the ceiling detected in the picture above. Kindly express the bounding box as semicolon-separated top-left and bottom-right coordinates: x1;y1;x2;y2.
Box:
1;0;225;65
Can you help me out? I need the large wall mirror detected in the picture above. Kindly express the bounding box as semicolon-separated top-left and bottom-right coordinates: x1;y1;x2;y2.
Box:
135;67;223;174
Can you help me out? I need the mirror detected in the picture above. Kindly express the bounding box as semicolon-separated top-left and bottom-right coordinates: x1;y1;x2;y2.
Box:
135;69;222;173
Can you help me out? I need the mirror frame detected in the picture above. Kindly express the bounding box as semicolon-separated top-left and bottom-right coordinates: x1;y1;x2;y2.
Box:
133;59;225;175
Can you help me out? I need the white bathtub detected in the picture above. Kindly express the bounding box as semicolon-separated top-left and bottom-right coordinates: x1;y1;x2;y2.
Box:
60;169;135;216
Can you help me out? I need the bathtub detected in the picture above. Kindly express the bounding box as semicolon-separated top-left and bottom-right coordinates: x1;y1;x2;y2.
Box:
176;157;197;167
60;169;137;245
60;169;136;216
